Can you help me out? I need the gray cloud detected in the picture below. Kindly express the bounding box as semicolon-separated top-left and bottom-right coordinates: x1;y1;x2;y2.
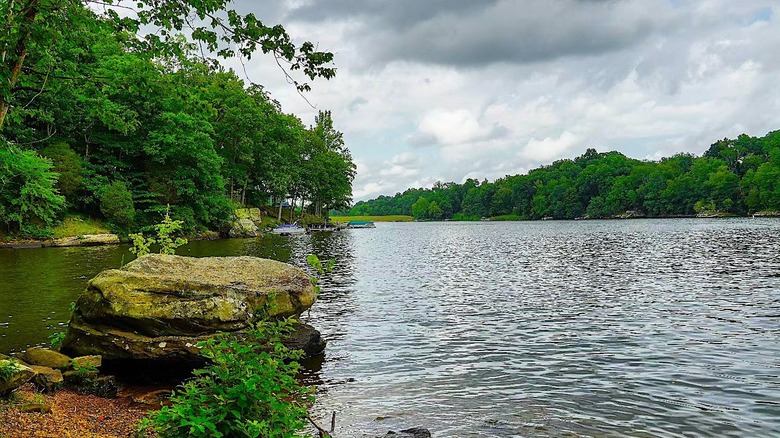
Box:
238;1;780;201
287;0;677;66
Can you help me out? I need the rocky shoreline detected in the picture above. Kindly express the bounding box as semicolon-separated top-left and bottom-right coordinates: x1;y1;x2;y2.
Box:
0;253;435;437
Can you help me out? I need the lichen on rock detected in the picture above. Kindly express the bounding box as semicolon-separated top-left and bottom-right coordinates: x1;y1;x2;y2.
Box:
61;254;323;365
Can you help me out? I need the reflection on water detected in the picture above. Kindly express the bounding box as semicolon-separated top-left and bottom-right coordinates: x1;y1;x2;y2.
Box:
1;219;780;436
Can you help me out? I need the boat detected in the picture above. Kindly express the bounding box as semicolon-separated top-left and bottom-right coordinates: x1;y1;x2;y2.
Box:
347;220;376;229
269;222;306;236
307;222;346;233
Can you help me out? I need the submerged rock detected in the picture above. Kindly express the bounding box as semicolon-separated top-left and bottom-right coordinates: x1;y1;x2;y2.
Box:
61;254;322;367
380;427;432;438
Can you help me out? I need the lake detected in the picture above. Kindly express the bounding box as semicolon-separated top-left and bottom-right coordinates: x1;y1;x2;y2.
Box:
1;219;779;437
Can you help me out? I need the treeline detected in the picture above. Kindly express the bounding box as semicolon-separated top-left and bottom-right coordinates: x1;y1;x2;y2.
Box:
1;5;354;237
345;131;780;220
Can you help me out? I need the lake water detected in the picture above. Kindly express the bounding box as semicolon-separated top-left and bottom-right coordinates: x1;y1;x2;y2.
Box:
1;219;779;437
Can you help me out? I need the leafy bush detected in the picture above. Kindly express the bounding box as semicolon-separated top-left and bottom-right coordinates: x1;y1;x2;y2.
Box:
0;142;65;234
100;181;135;228
48;332;66;350
0;359;19;382
130;208;188;256
138;319;314;438
40;142;84;204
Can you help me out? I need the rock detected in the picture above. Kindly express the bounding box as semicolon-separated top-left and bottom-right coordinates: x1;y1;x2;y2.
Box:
132;389;172;407
229;218;260;238
19;402;52;413
282;323;326;357
381;428;432;438
17;347;71;370
71;355;102;370
61;254;319;364
0;360;35;394
63;367;99;385
195;230;221;240
51;234;121;247
67;375;118;398
30;366;63;393
234;208;263;223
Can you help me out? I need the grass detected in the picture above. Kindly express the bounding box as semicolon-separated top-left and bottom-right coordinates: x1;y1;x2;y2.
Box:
51;215;111;239
330;215;414;222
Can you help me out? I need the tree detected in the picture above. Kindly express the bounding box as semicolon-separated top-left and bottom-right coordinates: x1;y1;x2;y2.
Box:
0;0;336;130
428;200;443;220
411;197;430;219
0;142;64;234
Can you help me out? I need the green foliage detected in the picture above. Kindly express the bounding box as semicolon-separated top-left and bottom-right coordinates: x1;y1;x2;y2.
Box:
351;131;780;220
0;359;19;382
1;1;351;238
100;181;136;228
40;142;84;204
306;254;334;276
130;208;188;257
51;215;110;239
0;142;65;235
48;331;66;350
138;319;313;438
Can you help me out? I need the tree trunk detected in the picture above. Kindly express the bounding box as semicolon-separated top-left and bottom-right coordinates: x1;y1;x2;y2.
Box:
0;0;39;130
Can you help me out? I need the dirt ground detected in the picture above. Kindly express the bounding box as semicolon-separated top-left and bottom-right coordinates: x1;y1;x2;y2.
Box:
0;384;160;438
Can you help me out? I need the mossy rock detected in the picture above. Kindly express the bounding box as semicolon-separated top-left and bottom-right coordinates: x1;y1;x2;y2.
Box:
17;347;71;370
30;366;63;393
0;360;35;394
61;254;318;363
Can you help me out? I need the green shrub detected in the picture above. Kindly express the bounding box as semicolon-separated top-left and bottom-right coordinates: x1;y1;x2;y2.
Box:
129;208;188;257
138;319;314;438
0;359;19;382
40;142;84;204
100;181;135;228
0;142;65;233
49;331;66;350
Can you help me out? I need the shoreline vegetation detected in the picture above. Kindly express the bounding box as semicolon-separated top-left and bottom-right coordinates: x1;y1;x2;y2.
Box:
338;130;780;223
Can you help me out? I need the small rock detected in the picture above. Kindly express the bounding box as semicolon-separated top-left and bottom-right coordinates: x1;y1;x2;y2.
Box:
63;368;99;385
0;359;35;394
19;402;52;413
381;427;432;438
132;389;172;407
282;323;326;358
17;347;72;370
68;375;118;398
71;355;102;370
30;365;63;393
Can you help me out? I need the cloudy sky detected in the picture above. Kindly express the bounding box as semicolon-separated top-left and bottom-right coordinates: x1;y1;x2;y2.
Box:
234;0;779;201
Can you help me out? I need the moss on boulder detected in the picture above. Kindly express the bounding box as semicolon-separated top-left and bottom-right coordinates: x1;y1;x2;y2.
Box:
61;254;320;363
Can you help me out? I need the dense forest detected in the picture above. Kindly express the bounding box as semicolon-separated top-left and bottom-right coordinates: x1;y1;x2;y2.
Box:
344;130;780;221
0;2;354;238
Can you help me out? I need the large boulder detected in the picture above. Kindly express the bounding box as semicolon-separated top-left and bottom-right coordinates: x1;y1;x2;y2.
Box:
61;254;321;364
234;208;263;223
229;218;260;238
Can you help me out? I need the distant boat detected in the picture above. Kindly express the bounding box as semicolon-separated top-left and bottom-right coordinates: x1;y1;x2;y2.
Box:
269;223;306;236
347;220;376;229
307;222;344;232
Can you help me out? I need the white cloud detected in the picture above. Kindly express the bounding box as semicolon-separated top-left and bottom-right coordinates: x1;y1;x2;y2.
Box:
230;0;780;201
